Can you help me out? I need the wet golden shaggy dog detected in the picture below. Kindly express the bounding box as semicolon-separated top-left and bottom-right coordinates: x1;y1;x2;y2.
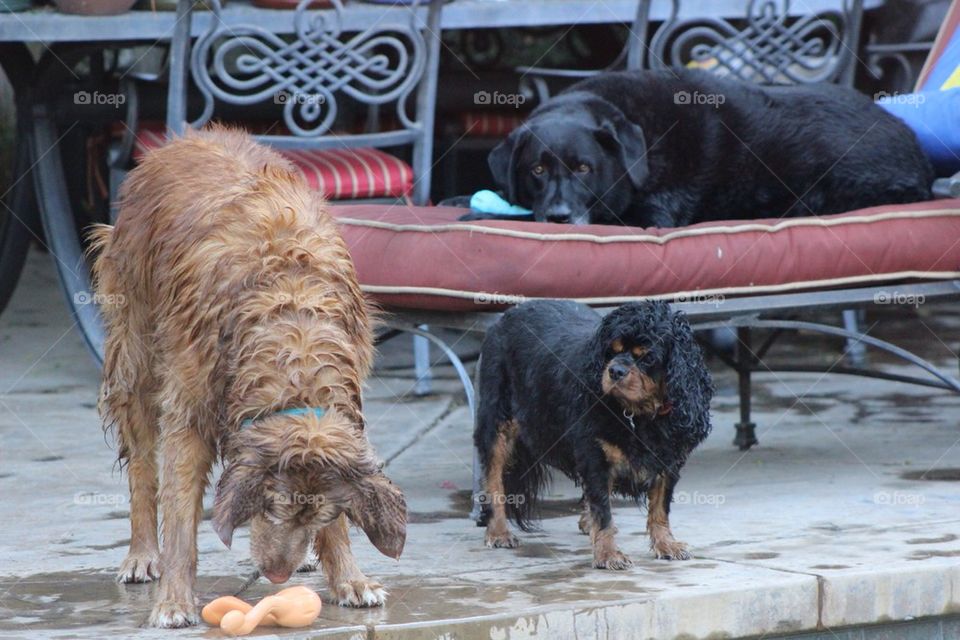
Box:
91;126;406;628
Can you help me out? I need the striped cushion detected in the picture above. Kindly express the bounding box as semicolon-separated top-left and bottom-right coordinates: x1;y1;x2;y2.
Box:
459;111;526;137
127;124;413;201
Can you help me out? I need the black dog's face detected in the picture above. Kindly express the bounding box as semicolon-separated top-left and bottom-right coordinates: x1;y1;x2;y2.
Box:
510;124;615;225
600;335;669;417
489;100;649;225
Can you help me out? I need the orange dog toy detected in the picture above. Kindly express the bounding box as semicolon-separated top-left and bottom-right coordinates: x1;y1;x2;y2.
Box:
202;586;322;636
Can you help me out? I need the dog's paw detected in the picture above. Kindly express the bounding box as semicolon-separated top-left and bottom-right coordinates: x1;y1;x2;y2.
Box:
652;539;691;561
335;579;387;608
485;530;520;549
116;551;161;583
577;513;591;535
148;601;199;628
594;549;633;570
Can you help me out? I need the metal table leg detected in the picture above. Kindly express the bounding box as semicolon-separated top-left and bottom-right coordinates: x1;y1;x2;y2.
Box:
0;44;39;318
31;104;105;364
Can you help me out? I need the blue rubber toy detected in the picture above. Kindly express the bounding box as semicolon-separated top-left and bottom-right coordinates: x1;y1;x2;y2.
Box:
469;189;532;216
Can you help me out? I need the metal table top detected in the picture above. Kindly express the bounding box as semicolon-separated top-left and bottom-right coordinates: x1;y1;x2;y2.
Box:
0;0;882;43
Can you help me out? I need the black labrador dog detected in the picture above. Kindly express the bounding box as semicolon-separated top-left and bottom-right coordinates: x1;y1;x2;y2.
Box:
463;69;933;227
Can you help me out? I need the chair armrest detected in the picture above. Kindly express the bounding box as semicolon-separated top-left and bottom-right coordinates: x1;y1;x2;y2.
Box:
514;66;601;103
514;65;599;79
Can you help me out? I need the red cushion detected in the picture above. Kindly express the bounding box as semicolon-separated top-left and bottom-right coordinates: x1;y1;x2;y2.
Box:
331;200;960;311
458;111;526;137
281;147;413;200
129;125;413;201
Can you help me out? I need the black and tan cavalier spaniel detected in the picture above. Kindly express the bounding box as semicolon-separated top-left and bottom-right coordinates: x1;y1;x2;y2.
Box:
475;300;712;569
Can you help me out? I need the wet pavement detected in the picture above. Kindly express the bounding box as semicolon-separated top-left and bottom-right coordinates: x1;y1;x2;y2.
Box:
1;249;960;639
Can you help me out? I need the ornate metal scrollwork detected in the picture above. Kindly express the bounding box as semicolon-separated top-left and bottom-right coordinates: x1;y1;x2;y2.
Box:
648;0;858;85
864;41;932;95
190;0;427;137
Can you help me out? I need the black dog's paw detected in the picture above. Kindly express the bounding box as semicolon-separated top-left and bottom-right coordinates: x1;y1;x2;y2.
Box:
577;512;591;535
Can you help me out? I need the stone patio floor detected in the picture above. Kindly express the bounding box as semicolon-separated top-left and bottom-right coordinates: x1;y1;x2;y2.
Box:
1;250;960;639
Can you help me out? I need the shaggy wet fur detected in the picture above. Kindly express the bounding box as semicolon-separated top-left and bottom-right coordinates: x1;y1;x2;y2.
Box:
475;300;712;569
91;126;406;628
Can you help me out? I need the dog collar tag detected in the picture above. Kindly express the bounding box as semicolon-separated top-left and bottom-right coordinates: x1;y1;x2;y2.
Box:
623;409;637;430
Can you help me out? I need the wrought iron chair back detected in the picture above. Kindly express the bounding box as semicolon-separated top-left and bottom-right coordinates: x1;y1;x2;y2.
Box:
518;3;650;103
520;0;865;104
165;0;443;204
641;0;865;86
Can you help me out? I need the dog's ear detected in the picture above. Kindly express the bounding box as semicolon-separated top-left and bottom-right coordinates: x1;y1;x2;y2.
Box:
589;317;615;392
212;461;265;548
663;308;712;441
488;126;529;203
596;114;648;189
347;471;407;560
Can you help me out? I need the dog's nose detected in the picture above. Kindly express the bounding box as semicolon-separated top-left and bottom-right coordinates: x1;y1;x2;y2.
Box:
608;364;628;381
545;204;572;224
263;569;292;584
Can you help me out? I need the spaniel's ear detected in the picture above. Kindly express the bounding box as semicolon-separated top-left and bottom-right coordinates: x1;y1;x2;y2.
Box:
590;317;616;392
488;126;530;204
663;310;713;440
212;461;266;548
347;472;407;560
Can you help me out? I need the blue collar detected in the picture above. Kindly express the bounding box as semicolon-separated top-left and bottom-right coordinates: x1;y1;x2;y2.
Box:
241;407;327;429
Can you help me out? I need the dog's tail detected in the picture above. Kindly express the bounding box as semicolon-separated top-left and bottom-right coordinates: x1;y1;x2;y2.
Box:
86;223;114;257
502;441;550;532
85;223;132;466
87;224;115;290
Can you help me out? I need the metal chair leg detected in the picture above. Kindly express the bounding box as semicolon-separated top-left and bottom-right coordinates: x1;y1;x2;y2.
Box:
108;166;125;223
413;329;432;395
395;325;478;520
734;326;759;450
842;309;867;367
